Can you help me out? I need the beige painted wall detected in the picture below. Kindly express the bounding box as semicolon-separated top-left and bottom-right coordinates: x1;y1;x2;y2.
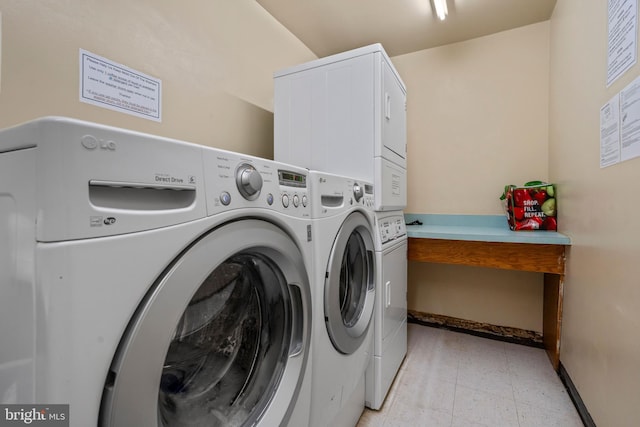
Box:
392;22;550;332
550;1;640;425
394;22;550;216
0;0;316;158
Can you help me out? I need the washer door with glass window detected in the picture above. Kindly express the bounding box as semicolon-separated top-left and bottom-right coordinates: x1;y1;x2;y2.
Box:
99;220;311;427
324;211;376;355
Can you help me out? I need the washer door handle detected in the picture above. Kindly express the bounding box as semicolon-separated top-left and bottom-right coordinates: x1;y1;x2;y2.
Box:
288;283;304;357
385;280;391;308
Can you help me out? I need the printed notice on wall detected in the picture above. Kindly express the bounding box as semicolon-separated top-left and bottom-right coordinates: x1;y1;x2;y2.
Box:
600;75;640;167
600;94;621;167
79;49;162;122
620;76;640;161
607;0;638;87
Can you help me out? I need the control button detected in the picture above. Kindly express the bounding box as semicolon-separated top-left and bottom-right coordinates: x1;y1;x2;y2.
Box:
235;163;263;201
266;193;274;205
220;191;231;206
282;194;290;208
302;194;308;207
293;194;300;207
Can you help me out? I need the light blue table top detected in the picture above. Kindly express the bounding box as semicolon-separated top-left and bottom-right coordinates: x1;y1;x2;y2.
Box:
404;214;571;245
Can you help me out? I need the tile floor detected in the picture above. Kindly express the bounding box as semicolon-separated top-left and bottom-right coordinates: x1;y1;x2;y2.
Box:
357;323;584;427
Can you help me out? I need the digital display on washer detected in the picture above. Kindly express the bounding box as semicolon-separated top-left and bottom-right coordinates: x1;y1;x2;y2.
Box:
278;170;307;188
364;184;373;194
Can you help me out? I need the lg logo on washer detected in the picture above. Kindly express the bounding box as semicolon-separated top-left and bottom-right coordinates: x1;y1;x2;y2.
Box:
80;134;116;151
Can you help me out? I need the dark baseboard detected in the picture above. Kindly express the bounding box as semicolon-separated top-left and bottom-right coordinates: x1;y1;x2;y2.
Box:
407;310;543;348
558;362;596;427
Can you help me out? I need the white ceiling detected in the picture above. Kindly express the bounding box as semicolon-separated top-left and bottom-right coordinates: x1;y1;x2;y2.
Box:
256;0;557;58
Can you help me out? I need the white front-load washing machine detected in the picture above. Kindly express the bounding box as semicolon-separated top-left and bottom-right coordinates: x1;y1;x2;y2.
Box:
0;117;314;427
308;171;376;427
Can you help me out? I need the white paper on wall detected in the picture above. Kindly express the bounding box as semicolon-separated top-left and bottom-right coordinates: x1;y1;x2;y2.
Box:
600;93;621;168
620;76;640;161
599;75;640;167
79;49;162;122
607;0;638;87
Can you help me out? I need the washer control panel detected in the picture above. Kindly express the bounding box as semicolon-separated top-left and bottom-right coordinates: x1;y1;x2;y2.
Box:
350;181;374;209
309;171;374;218
362;183;374;209
202;147;310;218
278;169;308;209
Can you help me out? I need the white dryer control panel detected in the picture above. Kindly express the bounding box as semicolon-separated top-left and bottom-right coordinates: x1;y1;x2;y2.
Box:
377;214;407;246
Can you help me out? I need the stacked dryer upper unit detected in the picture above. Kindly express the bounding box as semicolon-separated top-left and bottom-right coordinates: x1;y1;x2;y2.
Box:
274;43;407;212
274;43;408;413
307;171;376;427
0;117;315;427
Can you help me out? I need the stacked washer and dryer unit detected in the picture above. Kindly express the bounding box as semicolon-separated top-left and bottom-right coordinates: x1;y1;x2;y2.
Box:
0;117;316;427
274;43;409;426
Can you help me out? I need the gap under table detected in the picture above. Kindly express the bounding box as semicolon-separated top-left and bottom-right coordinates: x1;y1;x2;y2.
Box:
405;214;571;371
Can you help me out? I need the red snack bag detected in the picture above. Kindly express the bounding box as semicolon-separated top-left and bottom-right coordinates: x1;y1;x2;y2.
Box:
501;181;557;231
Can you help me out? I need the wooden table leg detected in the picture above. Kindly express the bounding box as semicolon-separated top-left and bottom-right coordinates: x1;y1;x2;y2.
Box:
543;273;564;371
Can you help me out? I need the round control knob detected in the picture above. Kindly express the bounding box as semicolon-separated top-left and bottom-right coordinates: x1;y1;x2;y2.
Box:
302;194;308;207
353;183;364;203
293;194;300;208
282;194;290;208
236;164;263;200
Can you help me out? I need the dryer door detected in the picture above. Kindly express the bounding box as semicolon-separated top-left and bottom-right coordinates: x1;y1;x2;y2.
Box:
99;220;311;427
324;212;376;355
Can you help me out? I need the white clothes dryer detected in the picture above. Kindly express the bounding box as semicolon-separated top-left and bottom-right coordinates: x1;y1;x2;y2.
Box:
0;117;314;427
308;171;376;427
274;43;407;211
365;211;408;410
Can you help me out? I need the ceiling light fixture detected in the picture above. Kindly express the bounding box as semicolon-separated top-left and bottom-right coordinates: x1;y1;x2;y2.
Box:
433;0;448;20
